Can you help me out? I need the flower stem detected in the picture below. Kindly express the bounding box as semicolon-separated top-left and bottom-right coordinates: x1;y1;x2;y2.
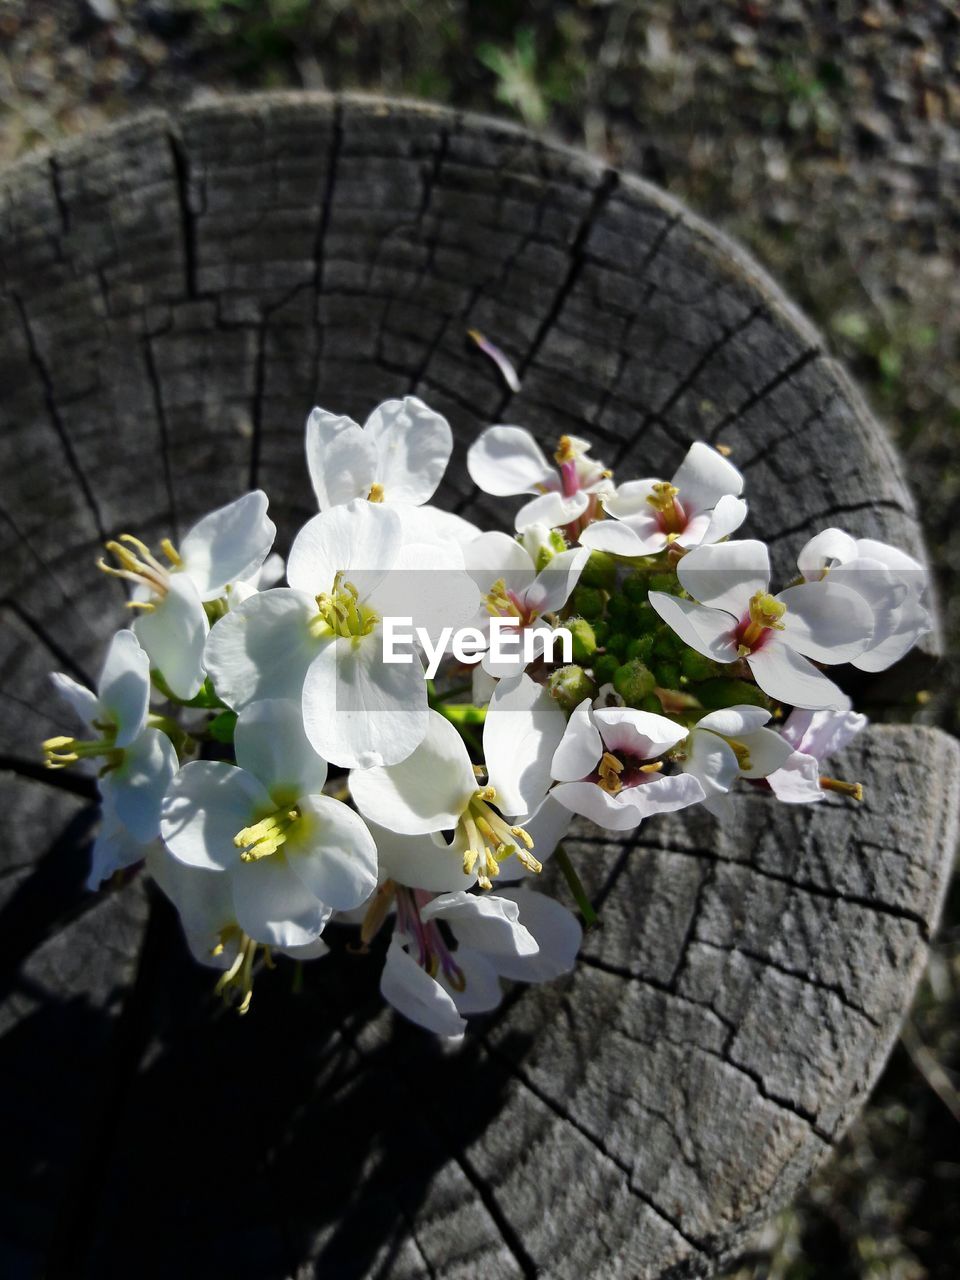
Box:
554;844;598;928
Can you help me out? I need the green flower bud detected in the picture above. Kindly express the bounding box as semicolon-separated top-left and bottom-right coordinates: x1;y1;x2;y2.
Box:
653;662;681;690
613;659;656;706
592;619;610;646
565;618;597;663
695;678;772;711
547;664;596;714
593;654;620;686
623;573;649;604
638;693;664;714
578;549;618;591
631;601;658;634
626;634;655;664
680;649;720;682
606;596;633;628
571;585;606;620
649;572;681;595
605;632;629;658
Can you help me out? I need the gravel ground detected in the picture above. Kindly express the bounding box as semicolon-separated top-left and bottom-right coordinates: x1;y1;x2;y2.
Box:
1;2;957;1276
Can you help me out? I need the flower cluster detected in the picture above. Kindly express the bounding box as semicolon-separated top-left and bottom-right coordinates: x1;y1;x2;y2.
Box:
44;397;931;1036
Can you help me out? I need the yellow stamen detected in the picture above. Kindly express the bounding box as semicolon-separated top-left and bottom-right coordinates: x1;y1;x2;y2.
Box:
646;481;685;534
42;733;121;771
597;751;624;794
311;572;379;639
554;435;577;464
739;591;787;651
367;482;385;502
234;807;301;862
461;790;538;887
820;776;864;801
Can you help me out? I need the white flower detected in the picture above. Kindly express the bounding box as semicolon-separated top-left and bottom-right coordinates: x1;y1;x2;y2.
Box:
797;528;931;672
45;629;178;888
160;699;377;948
286;499;477;767
467;426;613;531
550;699;705;830
147;846;328;1014
581;442;746;557
462;530;589;677
350;673;566;890
99;492;276;699
649;539;874;710
381;884;582;1039
766;706;868;804
306;397;452;509
680;704;795;819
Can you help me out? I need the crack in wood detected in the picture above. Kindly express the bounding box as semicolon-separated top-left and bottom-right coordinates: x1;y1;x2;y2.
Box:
11;292;108;544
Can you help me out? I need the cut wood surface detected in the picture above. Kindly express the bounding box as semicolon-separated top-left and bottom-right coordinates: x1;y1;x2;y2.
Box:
0;94;956;1279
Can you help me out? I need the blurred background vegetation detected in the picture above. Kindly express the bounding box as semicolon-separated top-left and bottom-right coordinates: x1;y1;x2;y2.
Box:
0;1;957;1275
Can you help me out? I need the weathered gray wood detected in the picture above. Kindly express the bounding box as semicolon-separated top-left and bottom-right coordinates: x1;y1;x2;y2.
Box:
0;95;955;1280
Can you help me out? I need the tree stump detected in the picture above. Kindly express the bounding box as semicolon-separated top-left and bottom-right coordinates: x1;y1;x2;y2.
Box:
0;95;956;1280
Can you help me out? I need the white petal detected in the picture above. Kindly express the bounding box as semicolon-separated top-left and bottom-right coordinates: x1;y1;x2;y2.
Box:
488;887;582;982
497;793;572;880
601;478;659;519
671;441;744;515
160;759;270;871
697;494;748;546
780;707;866;760
301;633;428;769
528;546;590;615
146;844;235;940
797;528;858;578
287;499;400;596
467;424;556;496
364;396;453;506
229;854;331;948
286;793;378;911
747;640;848;710
348;707;475;833
766;752;824;804
551;697;602;782
445;949;504;1016
381;937;466;1038
134;572;209;700
368;821;477;892
551;774;705;830
594;706;688;759
696;705;771;736
514;489;588;531
233;698;328;799
462;530;535;594
647;593;739;662
50;671;100;731
737;727;796;779
103;727;179;843
180;491;276;600
368;543;480;644
97;629;151;745
421;890;538;958
614;772;706;821
305;409;377;509
483;673;566;818
677;539;770;615
684;730;740;800
777;581;873;663
204;588;322;711
88;797;150;889
579;518;665;558
393;502;482;547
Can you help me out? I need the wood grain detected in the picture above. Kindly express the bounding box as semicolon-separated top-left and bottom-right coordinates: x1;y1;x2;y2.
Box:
0;95;955;1279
